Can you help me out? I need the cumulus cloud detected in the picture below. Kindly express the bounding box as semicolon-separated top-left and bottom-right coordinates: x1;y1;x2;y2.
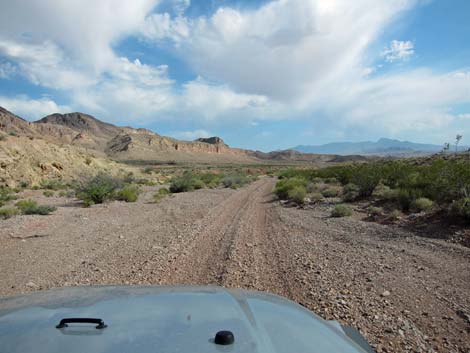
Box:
381;40;415;62
0;0;469;143
0;95;71;120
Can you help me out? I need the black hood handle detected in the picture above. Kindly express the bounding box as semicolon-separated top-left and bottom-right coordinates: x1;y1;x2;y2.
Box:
56;318;107;329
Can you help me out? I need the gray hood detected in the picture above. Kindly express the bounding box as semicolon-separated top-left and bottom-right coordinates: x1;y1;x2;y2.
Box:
0;286;372;353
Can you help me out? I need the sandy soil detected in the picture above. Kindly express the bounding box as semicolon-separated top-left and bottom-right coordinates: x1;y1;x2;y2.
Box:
1;178;469;352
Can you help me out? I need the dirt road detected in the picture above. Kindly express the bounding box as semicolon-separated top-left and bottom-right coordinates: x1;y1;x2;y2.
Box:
1;178;469;352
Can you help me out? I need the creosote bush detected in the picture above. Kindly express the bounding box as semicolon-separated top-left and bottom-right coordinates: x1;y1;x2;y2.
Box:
410;197;434;213
153;188;170;202
43;190;54;197
331;204;353;217
449;198;470;220
76;174;123;206
15;199;56;215
287;185;306;205
0;206;19;219
321;187;340;198
116;184;140;202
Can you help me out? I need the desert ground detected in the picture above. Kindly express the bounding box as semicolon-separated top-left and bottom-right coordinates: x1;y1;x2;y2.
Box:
1;178;469;352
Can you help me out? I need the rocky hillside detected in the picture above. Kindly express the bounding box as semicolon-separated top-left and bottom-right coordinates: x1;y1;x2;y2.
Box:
0;106;369;185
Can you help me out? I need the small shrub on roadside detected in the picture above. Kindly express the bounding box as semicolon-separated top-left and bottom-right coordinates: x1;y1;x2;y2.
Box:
331;204;353;217
221;174;251;189
321;187;340;198
76;174;123;205
325;177;338;184
15;199;56;215
143;167;153;174
0;187;17;204
40;179;66;190
342;183;360;202
410;197;434;213
287;185;306;205
43;190;54;197
449;198;470;220
153;188;170;202
388;209;402;221
367;206;383;217
309;192;323;202
0;206;19;219
116;184;140;202
274;177;307;200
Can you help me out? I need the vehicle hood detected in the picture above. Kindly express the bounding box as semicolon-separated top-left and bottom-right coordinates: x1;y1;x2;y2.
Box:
0;285;370;353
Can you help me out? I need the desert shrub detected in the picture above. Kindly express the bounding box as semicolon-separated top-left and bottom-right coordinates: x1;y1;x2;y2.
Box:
19;181;29;189
331;204;353;217
221;174;251;189
58;191;67;197
306;182;316;193
342;183;360;202
309;192;323;202
350;164;381;198
116;184;140;202
76;174;123;205
388;209;401;221
169;172;203;193
274;177;307;200
449;198;470;220
0;187;16;206
397;188;424;211
322;187;340;198
410;197;434;213
43;190;54;197
325;177;338;184
0;206;19;219
9;131;17;136
16;199;56;215
367;206;383;217
311;177;324;184
40;179;67;190
199;173;223;188
143;167;153;174
0;134;6;141
153;187;171;202
287;185;306;205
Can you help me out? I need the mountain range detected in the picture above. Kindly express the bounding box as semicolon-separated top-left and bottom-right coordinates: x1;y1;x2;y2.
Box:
293;138;468;156
0;107;368;186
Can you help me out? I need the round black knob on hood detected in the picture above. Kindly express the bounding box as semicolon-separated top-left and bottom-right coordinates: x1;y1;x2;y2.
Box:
214;330;234;345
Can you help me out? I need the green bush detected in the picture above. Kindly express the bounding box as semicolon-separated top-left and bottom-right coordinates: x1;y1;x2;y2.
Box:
342;183;360;202
410;197;434;213
0;206;19;219
367;206;383;216
0;187;16;205
169;173;199;193
325;177;338;184
15;199;56;215
331;204;353;217
40;179;67;190
309;192;323;202
322;187;340;198
153;187;170;202
449;198;470;220
116;184;140;202
388;209;401;221
43;190;54;197
274;177;307;200
76;174;123;205
221;174;251;189
287;185;306;205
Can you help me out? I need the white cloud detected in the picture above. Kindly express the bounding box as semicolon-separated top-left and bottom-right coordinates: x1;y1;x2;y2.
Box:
381;40;414;62
0;95;71;120
142;0;419;101
171;129;212;140
0;0;469;143
0;61;16;79
458;114;470;120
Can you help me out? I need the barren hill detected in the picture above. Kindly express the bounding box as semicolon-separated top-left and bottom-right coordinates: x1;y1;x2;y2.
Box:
0;106;369;185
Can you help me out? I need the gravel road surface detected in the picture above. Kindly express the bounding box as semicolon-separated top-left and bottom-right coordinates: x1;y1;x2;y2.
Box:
1;178;469;352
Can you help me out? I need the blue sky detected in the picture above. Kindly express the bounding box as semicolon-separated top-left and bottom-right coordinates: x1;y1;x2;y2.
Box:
0;0;469;151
